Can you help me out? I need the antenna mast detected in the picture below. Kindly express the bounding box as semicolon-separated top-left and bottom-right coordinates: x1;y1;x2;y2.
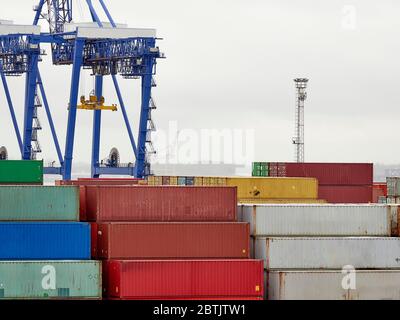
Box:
292;78;309;163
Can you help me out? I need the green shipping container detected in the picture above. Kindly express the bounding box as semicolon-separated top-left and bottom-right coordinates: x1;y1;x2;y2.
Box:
0;261;101;300
252;166;269;177
0;186;79;221
0;160;43;184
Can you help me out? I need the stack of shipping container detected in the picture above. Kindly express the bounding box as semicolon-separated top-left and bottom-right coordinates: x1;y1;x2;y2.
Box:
0;161;101;300
148;176;323;204
255;163;374;203
239;203;400;299
387;177;400;204
77;184;264;300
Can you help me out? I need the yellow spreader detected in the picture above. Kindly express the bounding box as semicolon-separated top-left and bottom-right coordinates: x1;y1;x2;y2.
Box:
77;95;118;111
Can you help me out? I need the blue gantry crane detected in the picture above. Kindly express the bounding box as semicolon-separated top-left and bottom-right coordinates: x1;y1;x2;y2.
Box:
0;0;163;180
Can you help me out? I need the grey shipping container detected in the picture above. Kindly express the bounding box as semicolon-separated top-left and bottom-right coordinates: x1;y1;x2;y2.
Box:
255;237;400;270
267;270;400;300
240;204;391;236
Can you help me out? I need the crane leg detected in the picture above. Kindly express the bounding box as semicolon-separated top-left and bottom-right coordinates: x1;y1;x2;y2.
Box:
91;75;103;178
22;47;40;160
135;59;154;178
63;39;84;180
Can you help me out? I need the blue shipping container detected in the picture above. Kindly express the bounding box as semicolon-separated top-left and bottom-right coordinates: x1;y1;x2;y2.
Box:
178;177;186;186
0;223;90;260
186;177;195;186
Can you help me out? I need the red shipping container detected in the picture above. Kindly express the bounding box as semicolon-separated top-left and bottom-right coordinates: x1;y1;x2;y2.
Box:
268;163;373;186
103;260;264;299
319;185;373;203
93;222;250;259
109;297;263;301
84;186;237;222
373;185;385;203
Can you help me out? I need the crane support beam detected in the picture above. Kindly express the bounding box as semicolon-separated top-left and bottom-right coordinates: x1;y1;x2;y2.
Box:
91;75;103;178
22;36;41;160
135;55;155;178
63;38;84;180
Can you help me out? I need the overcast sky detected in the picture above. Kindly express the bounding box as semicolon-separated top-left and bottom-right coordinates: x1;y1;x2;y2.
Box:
1;0;400;172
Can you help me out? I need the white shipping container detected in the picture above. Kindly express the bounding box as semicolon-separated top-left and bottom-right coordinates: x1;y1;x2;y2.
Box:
267;270;400;300
255;237;400;269
240;204;392;236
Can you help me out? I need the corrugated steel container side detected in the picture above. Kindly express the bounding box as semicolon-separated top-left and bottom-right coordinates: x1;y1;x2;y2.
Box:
170;176;178;186
267;271;400;300
238;199;327;204
94;223;250;259
373;186;385;203
84;186;237;222
240;204;391;236
374;183;387;196
178;177;186;186
0;261;101;300
389;205;400;236
0;160;43;184
255;237;400;270
226;177;318;200
110;297;263;301
162;176;170;185
0;223;91;260
319;185;373;203
194;177;203;186
0;186;79;221
387;177;400;197
103;260;264;299
268;162;373;186
387;197;400;204
185;177;195;186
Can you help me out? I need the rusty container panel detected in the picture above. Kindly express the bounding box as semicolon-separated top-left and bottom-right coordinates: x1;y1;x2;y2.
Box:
93;222;250;259
103;260;264;299
84;186;237;222
389;205;400;236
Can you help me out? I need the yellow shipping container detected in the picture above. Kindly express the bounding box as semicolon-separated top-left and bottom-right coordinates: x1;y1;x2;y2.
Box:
147;176;155;185
217;178;227;186
194;177;203;186
153;176;162;186
169;176;178;186
203;177;211;186
226;177;318;200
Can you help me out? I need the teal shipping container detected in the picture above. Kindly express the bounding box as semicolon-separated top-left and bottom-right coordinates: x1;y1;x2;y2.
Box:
0;186;79;221
0;160;43;184
0;261;101;299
